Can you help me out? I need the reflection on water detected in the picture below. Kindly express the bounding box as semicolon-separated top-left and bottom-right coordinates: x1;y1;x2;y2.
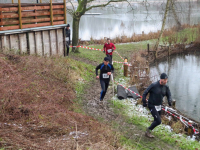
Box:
150;53;200;122
67;1;200;40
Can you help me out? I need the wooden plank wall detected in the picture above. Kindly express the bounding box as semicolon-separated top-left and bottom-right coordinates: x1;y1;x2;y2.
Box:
0;3;65;31
0;28;65;56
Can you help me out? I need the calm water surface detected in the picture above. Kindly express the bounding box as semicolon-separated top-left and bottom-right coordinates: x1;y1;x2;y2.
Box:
150;53;200;122
67;1;200;40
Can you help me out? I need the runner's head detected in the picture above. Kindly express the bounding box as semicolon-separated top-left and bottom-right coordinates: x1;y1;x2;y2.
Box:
107;38;111;44
160;73;168;85
66;24;70;29
103;57;110;65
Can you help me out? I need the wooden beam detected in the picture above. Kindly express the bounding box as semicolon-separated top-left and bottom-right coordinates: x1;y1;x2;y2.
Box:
0;21;64;31
18;0;22;29
12;0;14;4
2;17;65;25
50;0;53;26
0;10;2;29
0;5;64;12
64;0;67;24
1;10;64;19
0;25;19;31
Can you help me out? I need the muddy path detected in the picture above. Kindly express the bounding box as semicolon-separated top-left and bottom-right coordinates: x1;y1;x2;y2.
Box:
73;55;179;150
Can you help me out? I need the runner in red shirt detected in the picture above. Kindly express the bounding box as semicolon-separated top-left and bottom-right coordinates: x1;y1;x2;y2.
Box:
103;38;116;63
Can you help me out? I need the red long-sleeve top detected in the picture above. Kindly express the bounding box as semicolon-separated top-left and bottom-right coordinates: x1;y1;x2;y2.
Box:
103;43;116;55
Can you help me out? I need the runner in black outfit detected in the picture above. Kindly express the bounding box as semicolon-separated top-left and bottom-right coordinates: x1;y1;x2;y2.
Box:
96;57;114;102
142;73;172;138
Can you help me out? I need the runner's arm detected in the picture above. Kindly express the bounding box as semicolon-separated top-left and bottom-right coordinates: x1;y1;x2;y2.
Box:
96;64;101;76
166;86;172;106
142;83;153;104
112;43;116;51
103;44;106;53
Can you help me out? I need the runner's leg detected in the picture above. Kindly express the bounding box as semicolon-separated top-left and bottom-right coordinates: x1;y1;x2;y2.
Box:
106;54;112;64
104;81;109;94
148;106;162;130
100;79;106;101
67;45;69;56
110;55;112;64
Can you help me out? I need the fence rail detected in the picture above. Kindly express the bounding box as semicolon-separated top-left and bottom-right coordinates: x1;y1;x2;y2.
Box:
0;0;66;31
0;0;63;3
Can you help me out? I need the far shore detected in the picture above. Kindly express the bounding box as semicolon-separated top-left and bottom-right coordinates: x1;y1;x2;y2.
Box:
66;0;199;7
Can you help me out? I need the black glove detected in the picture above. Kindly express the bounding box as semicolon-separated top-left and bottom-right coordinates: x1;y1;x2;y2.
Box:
103;51;105;53
168;101;172;106
143;102;147;107
112;49;114;52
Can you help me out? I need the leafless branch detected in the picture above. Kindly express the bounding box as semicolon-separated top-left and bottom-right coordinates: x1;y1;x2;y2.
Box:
86;0;127;11
66;1;76;15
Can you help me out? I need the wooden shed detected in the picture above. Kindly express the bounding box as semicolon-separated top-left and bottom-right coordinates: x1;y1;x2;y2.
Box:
0;0;68;56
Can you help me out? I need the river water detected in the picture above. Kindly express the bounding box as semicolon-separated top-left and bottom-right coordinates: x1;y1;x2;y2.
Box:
150;53;200;122
67;1;200;40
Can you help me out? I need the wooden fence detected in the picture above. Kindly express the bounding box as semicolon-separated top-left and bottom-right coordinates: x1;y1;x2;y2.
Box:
0;0;67;31
146;43;191;62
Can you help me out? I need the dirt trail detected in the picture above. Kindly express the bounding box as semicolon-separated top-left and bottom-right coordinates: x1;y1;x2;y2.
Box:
74;56;179;150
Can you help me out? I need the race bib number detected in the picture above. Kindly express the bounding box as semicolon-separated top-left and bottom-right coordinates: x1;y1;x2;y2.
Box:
107;49;112;53
155;105;161;111
65;37;69;41
103;73;109;79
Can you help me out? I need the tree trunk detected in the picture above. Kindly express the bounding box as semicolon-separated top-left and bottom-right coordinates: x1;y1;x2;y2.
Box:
72;16;81;53
171;0;181;29
154;0;171;57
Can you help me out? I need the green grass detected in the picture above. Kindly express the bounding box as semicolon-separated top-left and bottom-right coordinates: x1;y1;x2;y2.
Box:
68;26;200;149
70;39;156;63
110;100;200;150
162;27;199;45
69;58;94;82
70;27;200;65
67;58;95;113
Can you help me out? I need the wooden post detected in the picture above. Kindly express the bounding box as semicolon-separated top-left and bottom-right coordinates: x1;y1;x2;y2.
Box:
50;0;54;26
145;67;149;74
40;0;42;3
18;0;22;29
147;43;149;54
172;100;176;107
12;0;14;3
0;9;2;28
34;5;37;24
64;0;67;24
145;61;149;74
187;120;194;137
155;50;158;60
124;58;128;77
134;75;138;85
168;46;170;56
63;27;66;56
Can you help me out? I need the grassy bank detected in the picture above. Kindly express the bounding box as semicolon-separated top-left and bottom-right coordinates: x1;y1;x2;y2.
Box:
69;38;200;149
70;40;155;63
110;98;200;150
0;54;123;149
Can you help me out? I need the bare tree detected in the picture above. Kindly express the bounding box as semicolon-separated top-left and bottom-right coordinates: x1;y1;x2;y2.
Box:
154;0;171;57
67;0;129;53
171;0;181;29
